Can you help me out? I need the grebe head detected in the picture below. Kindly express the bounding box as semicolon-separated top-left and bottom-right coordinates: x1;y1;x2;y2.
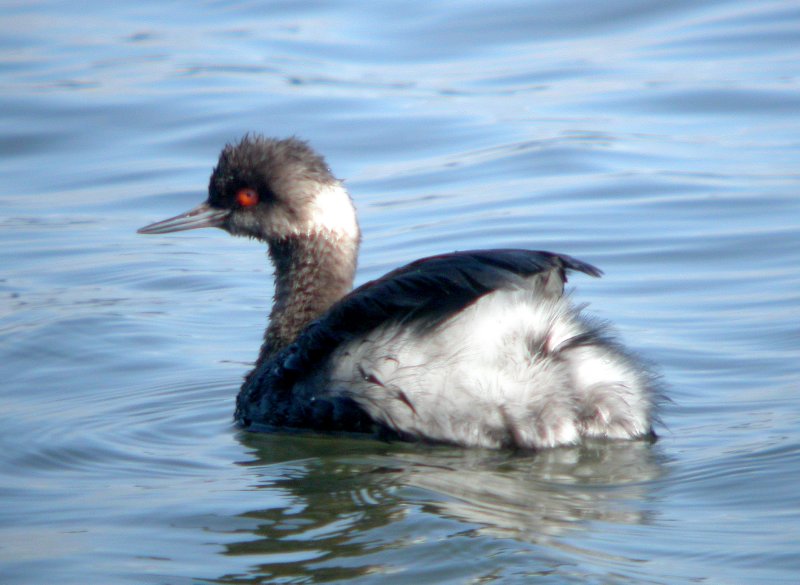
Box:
139;136;362;358
138;135;360;245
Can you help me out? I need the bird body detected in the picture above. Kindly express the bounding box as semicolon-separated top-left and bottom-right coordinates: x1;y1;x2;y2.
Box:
139;135;657;449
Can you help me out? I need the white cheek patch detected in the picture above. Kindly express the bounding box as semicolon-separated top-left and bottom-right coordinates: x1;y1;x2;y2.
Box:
233;181;360;242
307;182;360;240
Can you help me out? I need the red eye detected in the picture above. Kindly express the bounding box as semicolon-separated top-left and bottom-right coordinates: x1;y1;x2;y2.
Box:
236;188;259;207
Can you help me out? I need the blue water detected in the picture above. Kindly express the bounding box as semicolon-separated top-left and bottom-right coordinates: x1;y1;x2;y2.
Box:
2;1;799;583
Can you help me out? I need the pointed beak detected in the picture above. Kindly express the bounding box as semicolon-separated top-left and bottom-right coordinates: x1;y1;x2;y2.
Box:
137;202;230;234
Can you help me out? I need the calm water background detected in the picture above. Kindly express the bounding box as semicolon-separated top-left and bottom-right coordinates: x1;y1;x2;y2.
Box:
2;1;799;583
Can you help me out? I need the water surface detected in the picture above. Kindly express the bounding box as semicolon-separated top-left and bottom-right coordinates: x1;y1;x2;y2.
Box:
1;1;799;583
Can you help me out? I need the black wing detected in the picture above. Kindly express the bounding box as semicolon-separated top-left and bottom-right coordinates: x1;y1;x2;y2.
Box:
236;249;601;430
342;248;601;334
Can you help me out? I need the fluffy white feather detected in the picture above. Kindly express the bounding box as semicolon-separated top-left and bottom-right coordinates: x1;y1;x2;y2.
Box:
328;288;653;449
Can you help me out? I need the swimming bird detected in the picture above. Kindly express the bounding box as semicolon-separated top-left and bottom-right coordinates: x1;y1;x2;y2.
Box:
139;135;657;449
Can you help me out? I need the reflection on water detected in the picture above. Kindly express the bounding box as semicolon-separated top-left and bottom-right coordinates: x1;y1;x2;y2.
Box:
222;433;663;583
399;442;661;541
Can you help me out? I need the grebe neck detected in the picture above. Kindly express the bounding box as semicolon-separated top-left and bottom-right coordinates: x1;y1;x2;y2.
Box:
257;231;359;365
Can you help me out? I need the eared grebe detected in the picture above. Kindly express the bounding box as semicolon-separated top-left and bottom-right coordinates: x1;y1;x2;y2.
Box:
139;136;657;449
